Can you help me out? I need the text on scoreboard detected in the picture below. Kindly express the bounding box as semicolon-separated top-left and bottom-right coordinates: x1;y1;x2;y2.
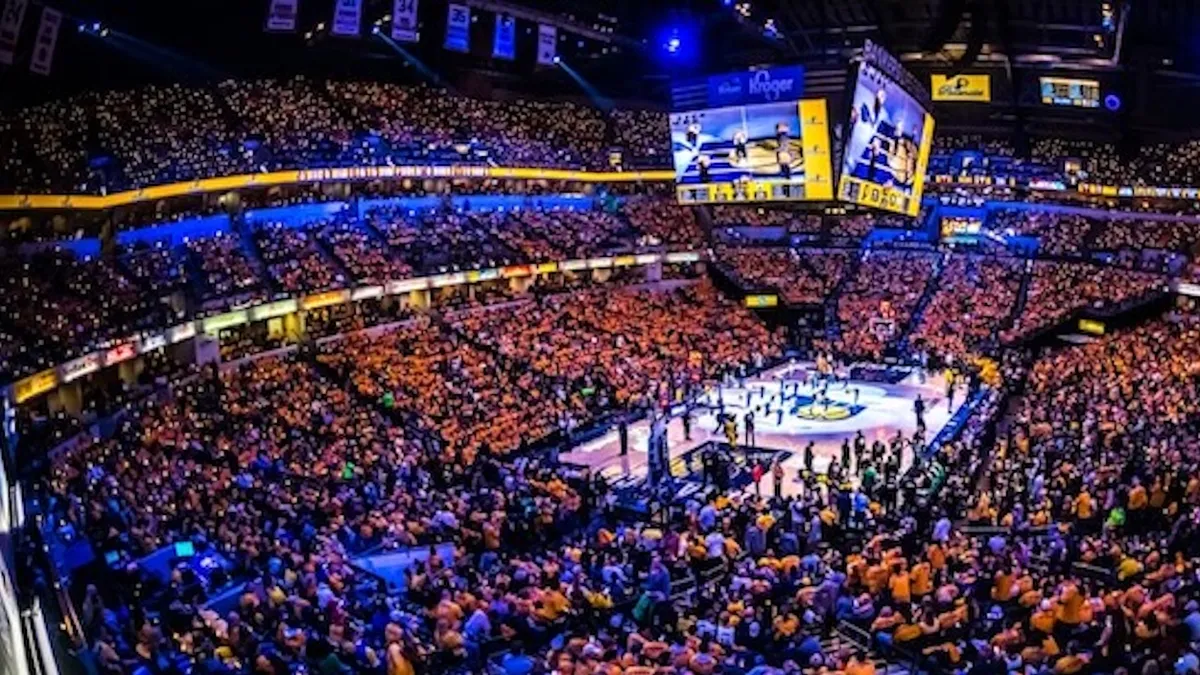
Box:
1040;77;1100;108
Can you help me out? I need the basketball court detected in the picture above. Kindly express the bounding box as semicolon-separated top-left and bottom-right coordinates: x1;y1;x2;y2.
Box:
560;361;961;498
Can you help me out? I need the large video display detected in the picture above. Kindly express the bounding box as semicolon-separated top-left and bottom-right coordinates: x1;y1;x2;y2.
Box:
671;99;833;204
838;62;935;216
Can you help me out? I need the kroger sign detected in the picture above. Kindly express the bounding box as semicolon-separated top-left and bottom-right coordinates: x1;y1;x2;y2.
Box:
706;66;805;107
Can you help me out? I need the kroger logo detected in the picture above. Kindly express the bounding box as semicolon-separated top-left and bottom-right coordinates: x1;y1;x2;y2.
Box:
749;70;796;101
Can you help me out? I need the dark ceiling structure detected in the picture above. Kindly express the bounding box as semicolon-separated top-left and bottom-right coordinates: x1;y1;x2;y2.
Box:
2;0;1200;134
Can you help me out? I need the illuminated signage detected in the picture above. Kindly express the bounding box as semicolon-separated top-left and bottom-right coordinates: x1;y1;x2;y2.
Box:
167;322;197;343
1040;77;1100;108
202;310;249;332
60;354;101;383
103;342;137;366
388;278;430;294
350;285;384;301
14;369;58;403
931;74;991;102
250;299;298;321
301;290;350;309
744;294;779;308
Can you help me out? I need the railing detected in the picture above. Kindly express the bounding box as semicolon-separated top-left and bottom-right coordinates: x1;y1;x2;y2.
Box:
0;165;676;211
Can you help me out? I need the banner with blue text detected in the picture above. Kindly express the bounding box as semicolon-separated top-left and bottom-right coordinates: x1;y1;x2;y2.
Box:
29;6;60;75
0;0;29;65
444;3;470;52
331;0;362;37
265;0;299;32
493;14;515;60
536;23;556;65
391;0;419;42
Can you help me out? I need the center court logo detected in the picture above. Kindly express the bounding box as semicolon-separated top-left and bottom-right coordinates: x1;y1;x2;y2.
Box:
748;70;796;102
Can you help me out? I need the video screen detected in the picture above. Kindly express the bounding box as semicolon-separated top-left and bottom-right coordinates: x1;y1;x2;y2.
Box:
671;99;833;204
1039;77;1100;108
838;62;936;216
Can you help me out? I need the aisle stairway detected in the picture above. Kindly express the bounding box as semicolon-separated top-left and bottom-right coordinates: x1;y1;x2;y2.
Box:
824;248;865;343
895;251;948;355
996;258;1034;341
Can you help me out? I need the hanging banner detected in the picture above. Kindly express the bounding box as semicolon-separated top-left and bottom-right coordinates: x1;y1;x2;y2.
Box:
331;0;362;37
0;0;29;65
444;3;469;52
266;0;299;32
536;23;557;65
493;14;515;60
391;0;419;42
29;6;60;75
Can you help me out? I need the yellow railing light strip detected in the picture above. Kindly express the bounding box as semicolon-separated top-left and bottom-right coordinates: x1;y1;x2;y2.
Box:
0;166;677;211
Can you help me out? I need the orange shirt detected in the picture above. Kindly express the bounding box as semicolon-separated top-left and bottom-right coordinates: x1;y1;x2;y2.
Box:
1074;492;1094;519
1056;585;1085;625
911;563;932;597
1128;485;1148;511
890;571;912;604
992;571;1014;602
928;544;947;570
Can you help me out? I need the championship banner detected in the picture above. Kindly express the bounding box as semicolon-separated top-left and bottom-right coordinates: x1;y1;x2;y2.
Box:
266;0;299;32
29;6;61;76
444;3;469;52
0;0;29;65
331;0;362;37
536;23;556;65
930;74;991;102
492;14;515;60
391;0;418;42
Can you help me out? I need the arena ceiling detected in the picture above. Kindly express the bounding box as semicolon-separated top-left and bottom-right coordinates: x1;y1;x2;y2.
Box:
4;0;1200;111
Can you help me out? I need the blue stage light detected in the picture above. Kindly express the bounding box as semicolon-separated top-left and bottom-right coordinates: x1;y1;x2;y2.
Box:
1104;94;1121;111
666;36;681;53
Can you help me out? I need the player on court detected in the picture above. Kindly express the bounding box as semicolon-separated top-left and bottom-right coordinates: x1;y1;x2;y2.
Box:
777;147;793;179
733;129;749;164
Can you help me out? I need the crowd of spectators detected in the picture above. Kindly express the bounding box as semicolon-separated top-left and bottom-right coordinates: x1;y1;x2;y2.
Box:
623;196;705;248
47;352;589;674
1001;261;1164;343
455;282;782;410
11;79;1200;198
0;199;712;383
835;251;938;360
18;230;1200;675
990;209;1100;257
718;248;850;306
0;80;674;194
909;255;1023;360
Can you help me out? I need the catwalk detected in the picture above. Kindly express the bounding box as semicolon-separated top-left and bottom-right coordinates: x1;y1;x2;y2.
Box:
560;361;961;497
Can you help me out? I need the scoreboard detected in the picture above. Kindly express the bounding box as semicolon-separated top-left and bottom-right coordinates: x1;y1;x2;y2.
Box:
1040;77;1101;108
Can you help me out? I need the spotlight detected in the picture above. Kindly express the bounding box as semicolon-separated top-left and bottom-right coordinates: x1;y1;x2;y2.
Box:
92;22;101;31
77;22;85;32
666;36;681;53
99;28;110;37
372;25;381;34
553;55;561;64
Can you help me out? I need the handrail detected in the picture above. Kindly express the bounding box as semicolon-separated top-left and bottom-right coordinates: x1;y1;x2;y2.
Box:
0;165;676;211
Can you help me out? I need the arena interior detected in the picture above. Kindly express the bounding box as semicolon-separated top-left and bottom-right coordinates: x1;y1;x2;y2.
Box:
2;1;1200;674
